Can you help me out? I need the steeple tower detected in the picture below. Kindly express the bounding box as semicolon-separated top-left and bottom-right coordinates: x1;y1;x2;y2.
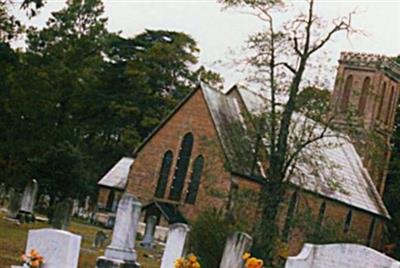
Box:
331;52;400;195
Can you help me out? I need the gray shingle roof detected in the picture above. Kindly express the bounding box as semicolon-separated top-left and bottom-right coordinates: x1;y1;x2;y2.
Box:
201;83;389;218
97;157;134;190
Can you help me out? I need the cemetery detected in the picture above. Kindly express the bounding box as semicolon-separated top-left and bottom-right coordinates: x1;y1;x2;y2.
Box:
1;0;400;268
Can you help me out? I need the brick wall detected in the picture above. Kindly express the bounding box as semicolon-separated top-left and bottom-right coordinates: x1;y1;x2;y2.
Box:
126;88;233;222
280;189;386;255
332;62;400;194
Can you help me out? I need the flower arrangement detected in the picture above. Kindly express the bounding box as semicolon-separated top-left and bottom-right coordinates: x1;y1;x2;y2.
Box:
242;252;264;268
175;254;201;268
20;249;45;268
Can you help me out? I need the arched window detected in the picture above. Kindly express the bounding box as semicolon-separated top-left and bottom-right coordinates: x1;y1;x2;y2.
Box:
155;151;173;198
367;218;376;246
343;209;352;233
358;77;370;115
283;192;298;241
169;133;194;201
341;75;353;111
185;155;204;204
386;86;396;124
316;201;326;229
378;82;387;121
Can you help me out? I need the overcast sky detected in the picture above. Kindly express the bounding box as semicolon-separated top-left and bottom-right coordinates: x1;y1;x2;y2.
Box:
11;0;400;89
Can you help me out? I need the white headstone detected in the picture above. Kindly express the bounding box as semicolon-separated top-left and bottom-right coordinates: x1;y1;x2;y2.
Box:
160;223;190;268
20;179;39;214
285;243;400;268
96;193;141;268
219;232;253;268
25;228;81;268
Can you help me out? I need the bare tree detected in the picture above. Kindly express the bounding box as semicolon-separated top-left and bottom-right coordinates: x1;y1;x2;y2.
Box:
220;0;357;262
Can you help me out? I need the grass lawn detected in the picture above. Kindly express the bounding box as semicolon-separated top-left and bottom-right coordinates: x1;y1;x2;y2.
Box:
0;211;161;268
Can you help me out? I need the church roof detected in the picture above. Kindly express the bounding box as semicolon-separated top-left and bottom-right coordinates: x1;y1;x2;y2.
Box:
97;157;134;190
201;83;390;219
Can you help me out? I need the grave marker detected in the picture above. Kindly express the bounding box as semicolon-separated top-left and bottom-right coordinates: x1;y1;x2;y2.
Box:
219;232;253;268
285;243;400;268
140;215;157;249
160;223;190;268
25;228;81;268
96;193;141;268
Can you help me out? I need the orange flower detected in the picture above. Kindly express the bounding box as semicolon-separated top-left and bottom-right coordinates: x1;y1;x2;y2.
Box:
244;253;264;268
20;254;27;262
31;260;40;268
30;249;39;257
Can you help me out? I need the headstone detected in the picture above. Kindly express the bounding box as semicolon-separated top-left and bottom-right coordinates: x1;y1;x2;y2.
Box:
19;179;39;221
0;182;6;206
96;193;141;268
20;179;39;213
93;231;108;248
140;215;157;249
6;187;15;207
71;199;79;216
52;200;73;230
160;223;190;268
219;232;253;268
25;228;81;268
84;195;90;211
7;192;22;219
285;243;400;268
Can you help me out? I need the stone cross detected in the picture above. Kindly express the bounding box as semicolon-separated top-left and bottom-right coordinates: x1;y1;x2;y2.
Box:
19;179;39;219
52;200;73;230
285;243;400;268
160;223;190;268
96;193;141;268
25;228;81;268
140;215;157;249
7;192;22;219
219;232;253;268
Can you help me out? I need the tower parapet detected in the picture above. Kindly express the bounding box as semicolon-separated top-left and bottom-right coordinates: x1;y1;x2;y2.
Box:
339;52;400;82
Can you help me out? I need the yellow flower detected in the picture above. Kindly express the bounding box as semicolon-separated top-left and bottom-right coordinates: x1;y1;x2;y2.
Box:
175;258;185;268
242;252;251;260
188;254;197;263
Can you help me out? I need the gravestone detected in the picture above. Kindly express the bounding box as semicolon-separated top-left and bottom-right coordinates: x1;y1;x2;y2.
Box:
160;223;190;268
84;195;90;211
140;215;157;249
0;182;6;206
219;232;253;268
285;243;400;268
96;193;141;268
71;199;79;216
93;231;108;248
19;179;39;222
52;200;73;230
25;228;81;268
7;192;22;219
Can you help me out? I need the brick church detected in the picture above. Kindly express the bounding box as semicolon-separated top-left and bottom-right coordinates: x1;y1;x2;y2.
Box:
97;52;400;253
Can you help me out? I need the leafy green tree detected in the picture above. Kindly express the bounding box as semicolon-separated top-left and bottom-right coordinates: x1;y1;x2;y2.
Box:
0;0;222;204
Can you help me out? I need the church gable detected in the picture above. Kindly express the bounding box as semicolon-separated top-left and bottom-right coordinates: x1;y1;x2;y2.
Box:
126;87;232;216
